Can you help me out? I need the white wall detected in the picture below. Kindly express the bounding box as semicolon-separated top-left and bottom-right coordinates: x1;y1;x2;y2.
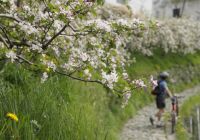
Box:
152;0;200;20
105;0;119;5
128;0;153;17
105;0;200;20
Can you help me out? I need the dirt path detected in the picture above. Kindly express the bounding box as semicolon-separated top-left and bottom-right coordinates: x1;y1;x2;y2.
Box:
120;85;200;140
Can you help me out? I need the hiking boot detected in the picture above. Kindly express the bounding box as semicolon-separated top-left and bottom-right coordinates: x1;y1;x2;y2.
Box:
156;121;164;128
149;116;154;126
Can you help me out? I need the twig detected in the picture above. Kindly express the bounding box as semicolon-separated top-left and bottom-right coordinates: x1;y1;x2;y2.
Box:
42;24;68;50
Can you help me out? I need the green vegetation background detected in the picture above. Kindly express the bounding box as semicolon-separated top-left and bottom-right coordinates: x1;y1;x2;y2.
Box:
1;51;200;140
176;95;200;140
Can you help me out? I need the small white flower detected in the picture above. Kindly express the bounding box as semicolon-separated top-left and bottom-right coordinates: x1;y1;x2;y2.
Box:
122;73;129;80
150;75;158;89
116;19;130;27
133;79;146;88
31;44;43;53
80;52;89;62
84;69;89;75
84;69;92;79
30;120;41;130
23;5;31;12
6;50;17;62
41;72;48;83
46;61;57;71
101;70;118;89
52;47;60;56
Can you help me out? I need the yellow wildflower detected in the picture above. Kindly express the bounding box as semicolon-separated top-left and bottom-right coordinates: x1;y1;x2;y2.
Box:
6;112;19;122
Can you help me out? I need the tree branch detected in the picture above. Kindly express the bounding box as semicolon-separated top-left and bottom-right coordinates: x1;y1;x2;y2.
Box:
55;70;125;95
41;20;54;43
68;24;79;32
0;25;13;48
0;37;31;47
17;55;34;65
42;24;68;50
60;32;90;36
0;14;20;22
56;70;103;84
0;34;9;48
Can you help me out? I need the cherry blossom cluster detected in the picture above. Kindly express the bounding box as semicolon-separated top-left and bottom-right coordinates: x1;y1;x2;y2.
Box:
128;19;200;55
0;0;148;96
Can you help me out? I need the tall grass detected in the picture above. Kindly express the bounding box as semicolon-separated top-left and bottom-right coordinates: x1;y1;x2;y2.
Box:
176;95;200;140
0;64;112;140
0;63;153;140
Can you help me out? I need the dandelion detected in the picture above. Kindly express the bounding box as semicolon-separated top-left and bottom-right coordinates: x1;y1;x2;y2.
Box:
6;112;18;122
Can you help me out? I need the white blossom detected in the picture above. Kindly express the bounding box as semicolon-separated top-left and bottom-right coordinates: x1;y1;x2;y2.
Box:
23;5;31;12
86;19;111;32
52;47;60;56
116;19;130;27
46;61;57;71
84;69;92;79
18;22;38;35
0;42;5;48
41;72;48;83
132;79;146;88
150;75;158;89
31;44;43;53
6;50;17;63
101;70;118;89
121;88;132;108
30;120;41;129
53;20;64;32
122;73;129;80
80;52;89;62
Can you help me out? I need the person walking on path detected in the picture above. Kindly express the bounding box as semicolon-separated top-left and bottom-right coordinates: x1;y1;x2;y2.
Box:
150;71;173;126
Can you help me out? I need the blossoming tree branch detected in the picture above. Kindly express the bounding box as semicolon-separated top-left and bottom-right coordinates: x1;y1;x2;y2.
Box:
0;0;149;97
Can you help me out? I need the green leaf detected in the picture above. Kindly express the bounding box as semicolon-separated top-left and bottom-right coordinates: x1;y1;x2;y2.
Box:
96;0;105;5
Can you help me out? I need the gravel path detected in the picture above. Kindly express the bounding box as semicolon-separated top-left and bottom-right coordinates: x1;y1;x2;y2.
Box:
120;85;200;140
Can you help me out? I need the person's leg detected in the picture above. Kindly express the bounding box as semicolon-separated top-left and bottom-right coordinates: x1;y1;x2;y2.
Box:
156;109;164;121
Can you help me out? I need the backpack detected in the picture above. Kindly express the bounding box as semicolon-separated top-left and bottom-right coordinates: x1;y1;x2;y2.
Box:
151;85;160;96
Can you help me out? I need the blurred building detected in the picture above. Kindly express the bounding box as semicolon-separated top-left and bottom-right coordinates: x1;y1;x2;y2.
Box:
105;0;200;20
153;0;200;20
105;0;153;17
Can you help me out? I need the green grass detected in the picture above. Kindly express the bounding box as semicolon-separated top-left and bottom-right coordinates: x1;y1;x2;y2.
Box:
1;51;200;140
129;51;200;78
176;95;200;140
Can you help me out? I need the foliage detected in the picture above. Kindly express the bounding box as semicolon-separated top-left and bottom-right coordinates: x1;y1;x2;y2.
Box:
171;0;195;4
176;95;200;140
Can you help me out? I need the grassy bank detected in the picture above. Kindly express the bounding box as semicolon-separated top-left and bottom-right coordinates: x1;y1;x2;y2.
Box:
1;52;200;139
176;95;200;140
